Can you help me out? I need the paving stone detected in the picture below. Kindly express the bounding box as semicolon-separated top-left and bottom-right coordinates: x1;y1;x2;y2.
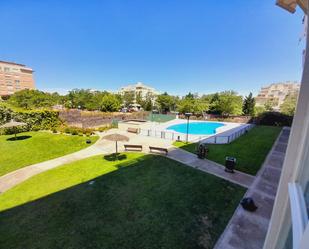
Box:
260;167;282;185
278;135;289;143
274;142;288;153
266;155;284;169
228;214;268;249
249;191;275;220
255;179;278;197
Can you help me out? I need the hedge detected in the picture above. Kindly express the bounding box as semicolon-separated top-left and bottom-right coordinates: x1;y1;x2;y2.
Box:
0;106;62;134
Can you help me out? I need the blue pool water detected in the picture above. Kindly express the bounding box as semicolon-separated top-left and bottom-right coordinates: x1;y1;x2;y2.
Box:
166;122;224;135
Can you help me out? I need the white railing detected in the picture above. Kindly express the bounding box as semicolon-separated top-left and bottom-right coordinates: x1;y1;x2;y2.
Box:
139;124;255;144
202;124;255;144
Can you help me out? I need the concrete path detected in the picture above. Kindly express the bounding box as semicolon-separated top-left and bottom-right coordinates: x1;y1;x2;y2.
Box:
0;137;106;193
167;148;255;188
214;127;290;249
0;129;174;193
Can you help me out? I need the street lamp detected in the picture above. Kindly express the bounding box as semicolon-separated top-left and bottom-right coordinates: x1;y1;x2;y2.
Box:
185;113;192;143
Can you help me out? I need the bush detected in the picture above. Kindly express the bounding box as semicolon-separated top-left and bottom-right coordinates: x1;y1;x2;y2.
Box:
61;126;94;136
9;109;62;132
255;112;293;127
71;130;78;135
64;127;71;134
0;126;28;135
0;105;12;125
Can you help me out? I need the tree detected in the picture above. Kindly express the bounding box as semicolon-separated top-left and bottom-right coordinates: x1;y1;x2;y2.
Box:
242;92;255;116
211;91;243;116
140;93;153;111
8;89;58;109
177;98;208;114
136;92;143;106
185;92;195;100
254;106;266;116
100;94;121;112
123;92;135;108
156;92;177;113
65;89;93;109
85;91;109;110
264;99;277;112
280;92;298;116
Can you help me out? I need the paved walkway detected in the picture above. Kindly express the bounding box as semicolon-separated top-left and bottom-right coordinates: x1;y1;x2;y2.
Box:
0;129;173;193
167;148;255;188
213;127;290;249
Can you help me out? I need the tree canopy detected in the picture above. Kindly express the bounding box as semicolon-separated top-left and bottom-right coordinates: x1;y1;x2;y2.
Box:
242;92;255;116
8;89;59;109
280;92;298;116
156;92;178;113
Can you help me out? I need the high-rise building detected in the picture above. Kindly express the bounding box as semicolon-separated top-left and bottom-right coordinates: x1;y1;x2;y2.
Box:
0;60;35;96
255;81;300;110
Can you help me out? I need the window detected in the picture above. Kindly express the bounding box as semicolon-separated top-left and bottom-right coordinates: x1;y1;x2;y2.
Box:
4;67;10;72
15;80;20;85
288;183;309;249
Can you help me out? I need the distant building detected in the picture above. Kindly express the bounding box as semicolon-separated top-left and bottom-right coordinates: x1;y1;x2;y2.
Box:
119;82;159;100
255;81;300;110
0;60;35;96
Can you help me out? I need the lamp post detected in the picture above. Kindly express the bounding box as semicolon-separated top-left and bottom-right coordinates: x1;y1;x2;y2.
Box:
185;113;192;143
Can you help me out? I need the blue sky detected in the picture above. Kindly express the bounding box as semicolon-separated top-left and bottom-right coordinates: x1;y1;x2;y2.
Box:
0;0;305;96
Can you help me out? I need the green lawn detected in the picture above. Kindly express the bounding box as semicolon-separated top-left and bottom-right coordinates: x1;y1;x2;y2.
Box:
0;131;98;176
174;125;281;175
0;153;245;249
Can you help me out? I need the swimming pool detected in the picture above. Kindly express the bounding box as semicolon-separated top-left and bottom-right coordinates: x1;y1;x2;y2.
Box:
166;122;225;135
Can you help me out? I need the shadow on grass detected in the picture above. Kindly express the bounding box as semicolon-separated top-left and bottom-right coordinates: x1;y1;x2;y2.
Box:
0;153;246;249
7;135;32;141
103;153;127;162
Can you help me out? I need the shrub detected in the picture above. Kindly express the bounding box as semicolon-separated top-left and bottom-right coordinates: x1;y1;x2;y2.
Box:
71;130;78;135
11;110;62;131
64;127;71;134
0;105;12;125
255;112;293;127
0;126;28;135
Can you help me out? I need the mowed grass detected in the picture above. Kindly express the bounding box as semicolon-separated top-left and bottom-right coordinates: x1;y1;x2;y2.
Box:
0;153;245;249
0;131;98;176
174;126;281;175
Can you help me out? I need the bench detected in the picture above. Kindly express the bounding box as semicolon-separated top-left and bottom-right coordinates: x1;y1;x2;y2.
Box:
149;146;168;155
124;144;143;151
127;127;139;134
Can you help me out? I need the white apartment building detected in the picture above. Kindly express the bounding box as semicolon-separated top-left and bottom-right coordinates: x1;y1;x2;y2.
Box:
119;82;159;101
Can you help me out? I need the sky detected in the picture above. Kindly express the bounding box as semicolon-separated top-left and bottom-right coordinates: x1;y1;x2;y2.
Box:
0;0;305;96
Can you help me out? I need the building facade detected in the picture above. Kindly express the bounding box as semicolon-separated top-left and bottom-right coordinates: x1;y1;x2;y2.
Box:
0;60;35;96
255;82;300;110
119;82;159;100
263;1;309;249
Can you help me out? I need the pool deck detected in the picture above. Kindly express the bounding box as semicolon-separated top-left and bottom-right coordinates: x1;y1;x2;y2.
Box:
138;119;249;143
